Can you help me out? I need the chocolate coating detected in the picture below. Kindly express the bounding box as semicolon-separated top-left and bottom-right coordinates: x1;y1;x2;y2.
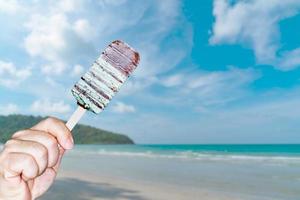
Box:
71;40;140;114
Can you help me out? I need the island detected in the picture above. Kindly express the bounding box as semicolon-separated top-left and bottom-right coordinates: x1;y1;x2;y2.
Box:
0;115;134;144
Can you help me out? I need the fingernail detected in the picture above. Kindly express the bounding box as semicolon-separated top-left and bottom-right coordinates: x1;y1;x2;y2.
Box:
65;137;74;149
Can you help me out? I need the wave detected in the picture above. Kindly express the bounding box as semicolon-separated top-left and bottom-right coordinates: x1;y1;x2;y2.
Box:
69;148;300;164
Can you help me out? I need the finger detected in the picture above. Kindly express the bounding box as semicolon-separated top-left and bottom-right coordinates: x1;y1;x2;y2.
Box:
52;146;65;173
30;168;56;199
30;147;65;199
3;152;39;182
12;130;59;168
31;117;74;150
4;139;48;175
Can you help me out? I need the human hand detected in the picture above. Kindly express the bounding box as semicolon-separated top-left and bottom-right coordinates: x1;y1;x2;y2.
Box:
0;117;74;200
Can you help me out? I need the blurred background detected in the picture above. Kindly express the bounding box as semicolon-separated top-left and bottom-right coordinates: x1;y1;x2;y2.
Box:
1;0;300;144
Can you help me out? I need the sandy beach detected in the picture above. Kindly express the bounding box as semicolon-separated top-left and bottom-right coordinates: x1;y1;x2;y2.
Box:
39;145;300;200
44;172;232;200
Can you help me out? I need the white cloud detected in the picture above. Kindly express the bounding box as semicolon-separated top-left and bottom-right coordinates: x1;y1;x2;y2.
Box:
24;13;68;59
71;64;84;77
0;60;31;88
24;13;69;75
0;0;22;14
23;9;94;76
187;67;256;90
73;19;94;42
119;76;158;96
58;0;82;13
161;74;183;87
41;62;66;76
210;0;300;70
30;99;71;115
158;67;260;109
23;2;93;75
0;103;19;115
278;48;300;71
45;77;59;87
97;0;127;7
112;102;136;113
20;0;191;82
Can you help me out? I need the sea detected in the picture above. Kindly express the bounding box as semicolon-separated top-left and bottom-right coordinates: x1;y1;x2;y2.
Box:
61;144;300;200
70;144;300;160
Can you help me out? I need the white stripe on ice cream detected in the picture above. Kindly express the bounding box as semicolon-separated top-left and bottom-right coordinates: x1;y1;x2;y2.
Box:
72;56;129;113
95;57;127;83
91;61;123;90
84;72;114;98
78;79;110;105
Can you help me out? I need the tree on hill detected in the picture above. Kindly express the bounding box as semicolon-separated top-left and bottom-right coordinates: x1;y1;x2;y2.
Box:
0;115;134;144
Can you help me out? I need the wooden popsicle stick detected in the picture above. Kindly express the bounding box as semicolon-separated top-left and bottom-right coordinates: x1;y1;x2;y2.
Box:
66;106;86;131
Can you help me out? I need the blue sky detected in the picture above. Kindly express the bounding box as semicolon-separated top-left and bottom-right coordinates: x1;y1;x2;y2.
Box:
0;0;300;144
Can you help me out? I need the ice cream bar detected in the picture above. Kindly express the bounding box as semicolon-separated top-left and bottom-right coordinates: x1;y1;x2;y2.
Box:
66;40;140;130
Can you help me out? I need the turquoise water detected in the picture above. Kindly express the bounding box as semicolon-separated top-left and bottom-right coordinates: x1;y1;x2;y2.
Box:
68;144;300;168
74;144;300;153
71;144;300;159
143;144;300;153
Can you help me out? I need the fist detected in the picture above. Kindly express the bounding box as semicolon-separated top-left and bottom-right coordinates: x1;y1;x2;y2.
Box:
0;117;74;200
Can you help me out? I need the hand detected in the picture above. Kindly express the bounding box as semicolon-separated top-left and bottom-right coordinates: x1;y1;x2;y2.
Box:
0;117;74;200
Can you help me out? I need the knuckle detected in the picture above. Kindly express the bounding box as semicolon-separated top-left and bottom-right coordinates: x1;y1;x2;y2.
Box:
22;155;38;177
32;143;48;159
4;154;14;169
23;154;34;166
0;148;9;160
12;130;27;138
45;117;59;125
4;139;17;147
47;136;58;149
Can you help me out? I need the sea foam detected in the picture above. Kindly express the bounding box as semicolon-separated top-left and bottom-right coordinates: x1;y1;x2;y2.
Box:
69;147;300;166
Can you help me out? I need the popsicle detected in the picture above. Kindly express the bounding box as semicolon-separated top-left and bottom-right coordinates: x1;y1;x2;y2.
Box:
66;40;140;130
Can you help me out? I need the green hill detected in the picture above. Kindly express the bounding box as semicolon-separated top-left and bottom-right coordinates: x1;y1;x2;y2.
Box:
0;115;134;144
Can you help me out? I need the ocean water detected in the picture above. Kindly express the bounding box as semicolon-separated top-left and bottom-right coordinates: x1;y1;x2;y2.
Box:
61;144;300;200
69;144;300;164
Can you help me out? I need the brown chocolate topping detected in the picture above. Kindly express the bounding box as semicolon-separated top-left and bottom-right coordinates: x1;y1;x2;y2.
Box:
102;40;140;77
